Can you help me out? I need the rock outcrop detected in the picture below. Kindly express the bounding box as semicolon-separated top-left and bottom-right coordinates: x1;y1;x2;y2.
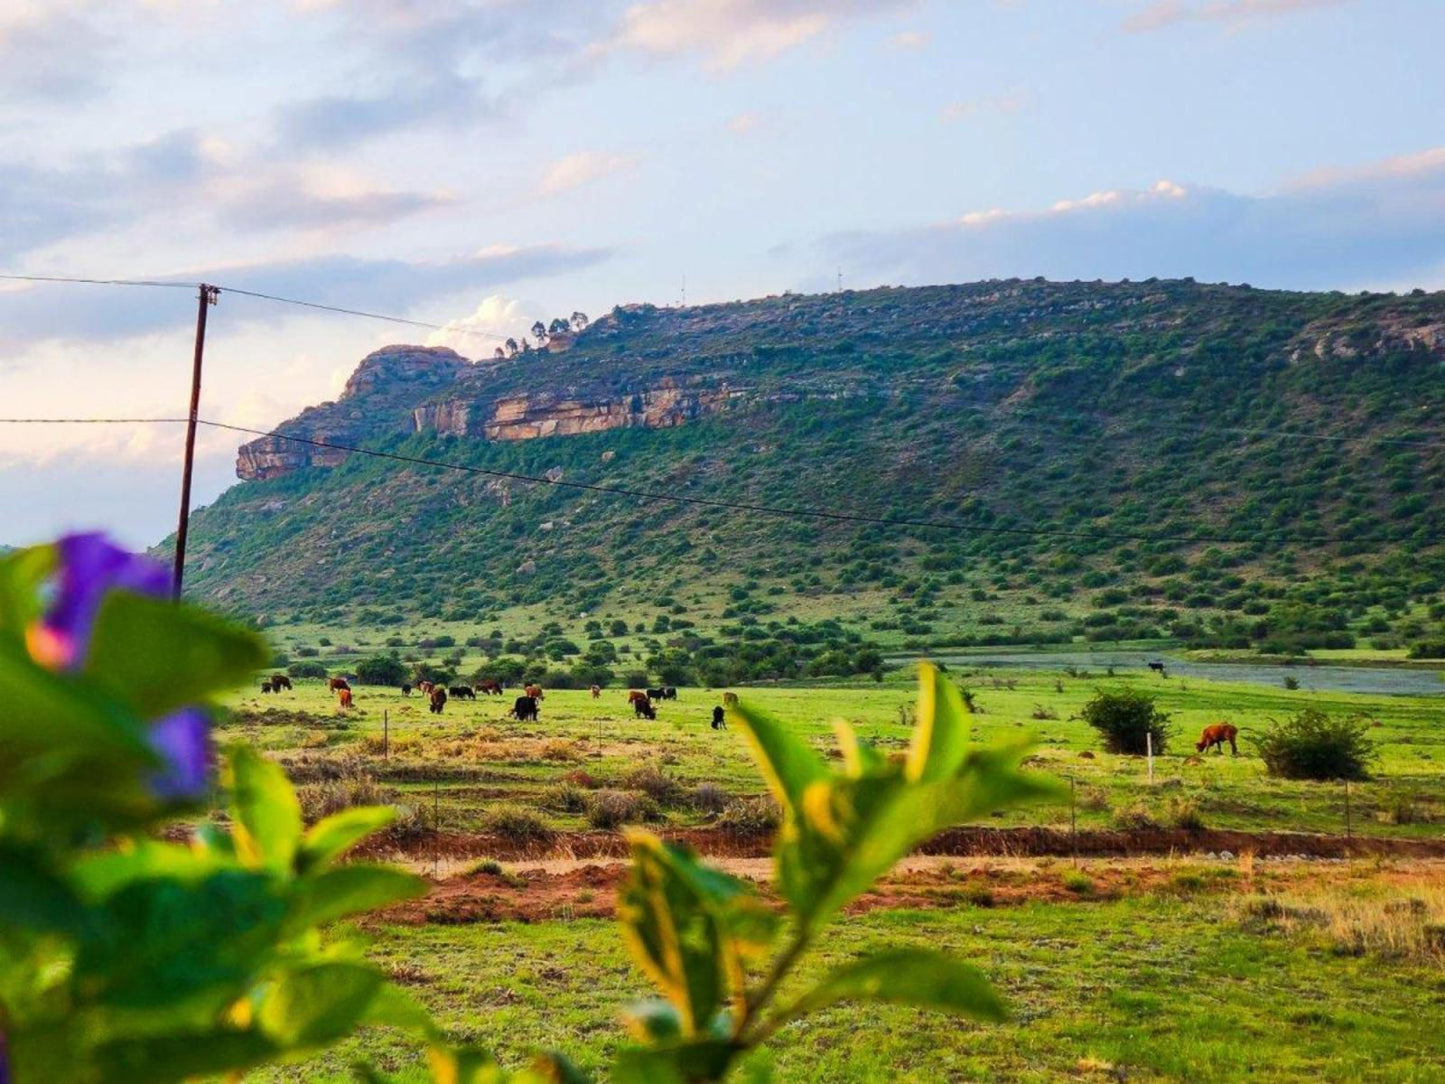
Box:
413;384;741;441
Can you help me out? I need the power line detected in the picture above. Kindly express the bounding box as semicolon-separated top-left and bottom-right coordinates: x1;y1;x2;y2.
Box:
0;273;197;290
0;417;188;424
218;286;463;335
190;419;1377;548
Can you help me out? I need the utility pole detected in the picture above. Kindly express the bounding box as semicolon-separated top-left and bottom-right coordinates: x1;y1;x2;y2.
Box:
172;283;219;599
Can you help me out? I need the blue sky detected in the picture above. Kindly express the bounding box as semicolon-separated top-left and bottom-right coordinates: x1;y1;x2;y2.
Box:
3;0;1444;547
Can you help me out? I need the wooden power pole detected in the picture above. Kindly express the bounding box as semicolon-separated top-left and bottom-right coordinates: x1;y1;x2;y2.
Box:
172;283;219;599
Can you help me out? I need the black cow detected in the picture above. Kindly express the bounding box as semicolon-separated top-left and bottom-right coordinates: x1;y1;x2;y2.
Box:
260;680;273;694
711;705;726;730
401;683;412;696
662;686;678;700
449;685;476;700
512;695;540;721
1147;661;1168;676
270;674;293;692
634;697;657;720
646;687;665;701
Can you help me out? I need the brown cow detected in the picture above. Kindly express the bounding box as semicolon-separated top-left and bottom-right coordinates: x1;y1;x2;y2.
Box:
590;684;601;699
328;677;351;693
1196;723;1238;755
270;674;293;692
525;684;544;700
337;688;354;709
429;687;448;715
628;690;650;706
477;680;503;696
417;680;435;695
722;691;739;706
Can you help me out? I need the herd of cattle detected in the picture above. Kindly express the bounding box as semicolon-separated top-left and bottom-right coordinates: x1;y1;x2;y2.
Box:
258;675;730;727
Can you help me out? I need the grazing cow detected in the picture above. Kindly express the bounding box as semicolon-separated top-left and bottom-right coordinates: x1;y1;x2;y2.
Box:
722;691;739;706
450;685;476;700
711;705;726;730
270;674;293;692
628;690;650;706
328;677;351;693
260;680;273;694
662;687;677;700
477;679;503;696
524;683;544;700
337;688;354;710
429;687;448;715
1196;723;1239;756
511;694;540;721
634;697;657;720
590;684;601;699
401;683;412;696
1147;661;1168;676
645;687;664;702
416;680;435;695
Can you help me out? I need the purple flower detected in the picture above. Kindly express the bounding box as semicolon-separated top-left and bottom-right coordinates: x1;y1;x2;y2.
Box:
148;708;212;801
27;532;170;670
0;1029;9;1084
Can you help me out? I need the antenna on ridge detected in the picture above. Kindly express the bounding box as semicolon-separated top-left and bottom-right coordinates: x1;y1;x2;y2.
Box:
681;273;687;308
837;266;843;293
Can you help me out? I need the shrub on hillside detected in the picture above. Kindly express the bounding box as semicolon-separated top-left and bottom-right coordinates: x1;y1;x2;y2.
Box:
1081;689;1172;755
287;660;328;679
355;652;408;685
1254;708;1375;781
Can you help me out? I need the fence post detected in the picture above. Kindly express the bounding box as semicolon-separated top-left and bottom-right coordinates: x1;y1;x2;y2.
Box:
383;709;389;759
1070;777;1078;868
1146;731;1154;784
1345;780;1352;840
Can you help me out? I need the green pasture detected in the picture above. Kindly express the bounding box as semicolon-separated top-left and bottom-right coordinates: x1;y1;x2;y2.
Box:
219;666;1445;839
251;884;1445;1082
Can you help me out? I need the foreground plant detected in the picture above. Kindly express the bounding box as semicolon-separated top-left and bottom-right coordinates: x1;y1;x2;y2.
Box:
610;664;1059;1081
0;536;447;1083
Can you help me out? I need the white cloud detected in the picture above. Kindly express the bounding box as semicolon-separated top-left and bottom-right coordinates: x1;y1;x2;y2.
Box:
539;150;637;195
827;149;1445;290
941;88;1029;122
727;111;765;134
611;0;914;70
887;29;930;50
425;294;536;355
1122;0;1351;33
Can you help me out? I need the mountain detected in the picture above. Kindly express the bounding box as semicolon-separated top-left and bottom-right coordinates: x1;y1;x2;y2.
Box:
178;279;1445;656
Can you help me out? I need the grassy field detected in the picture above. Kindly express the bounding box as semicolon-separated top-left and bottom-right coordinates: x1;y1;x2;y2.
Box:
250;855;1445;1082
219;665;1445;840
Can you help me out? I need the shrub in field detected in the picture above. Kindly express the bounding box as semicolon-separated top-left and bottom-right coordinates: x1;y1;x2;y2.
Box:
543;782;590;813
586;789;662;829
287;659;328;679
1081;689;1172;755
1166;796;1206;831
480;803;555;844
716;794;782;831
296;768;389;822
690;782;731;815
624;765;684;806
1111;802;1161;830
1254;708;1375;781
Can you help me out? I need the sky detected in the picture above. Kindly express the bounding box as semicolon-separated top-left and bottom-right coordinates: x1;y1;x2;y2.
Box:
2;0;1444;549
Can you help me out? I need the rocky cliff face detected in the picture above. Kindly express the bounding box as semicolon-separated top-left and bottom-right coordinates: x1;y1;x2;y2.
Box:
236;345;470;480
412;383;742;441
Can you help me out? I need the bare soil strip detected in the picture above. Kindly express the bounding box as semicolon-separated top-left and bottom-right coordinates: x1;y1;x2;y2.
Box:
361;824;1445;865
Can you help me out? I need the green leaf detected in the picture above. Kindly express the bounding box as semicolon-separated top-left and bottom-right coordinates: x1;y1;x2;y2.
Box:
783;948;1005;1023
258;962;386;1047
622;999;683;1043
83;591;268;717
301;805;397;870
0;543;54;646
228;745;303;873
610;1042;735;1084
904;663;972;783
74;869;286;1011
71;839;228;899
729;703;828;814
285;864;426;935
0;843;91;935
91;1029;281;1084
618;832;769;1038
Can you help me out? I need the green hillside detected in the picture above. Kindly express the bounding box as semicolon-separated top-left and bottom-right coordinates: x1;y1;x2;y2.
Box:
177;278;1445;672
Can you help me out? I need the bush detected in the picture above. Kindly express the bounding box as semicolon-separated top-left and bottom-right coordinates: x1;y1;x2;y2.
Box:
287;660;329;679
355;653;408;685
1111;802;1160;831
1255;709;1375;781
586;789;662;829
716;795;781;832
296;769;388;823
624;766;683;806
1166;796;1206;830
479;804;555;844
1081;689;1171;755
690;783;731;815
542;783;589;813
